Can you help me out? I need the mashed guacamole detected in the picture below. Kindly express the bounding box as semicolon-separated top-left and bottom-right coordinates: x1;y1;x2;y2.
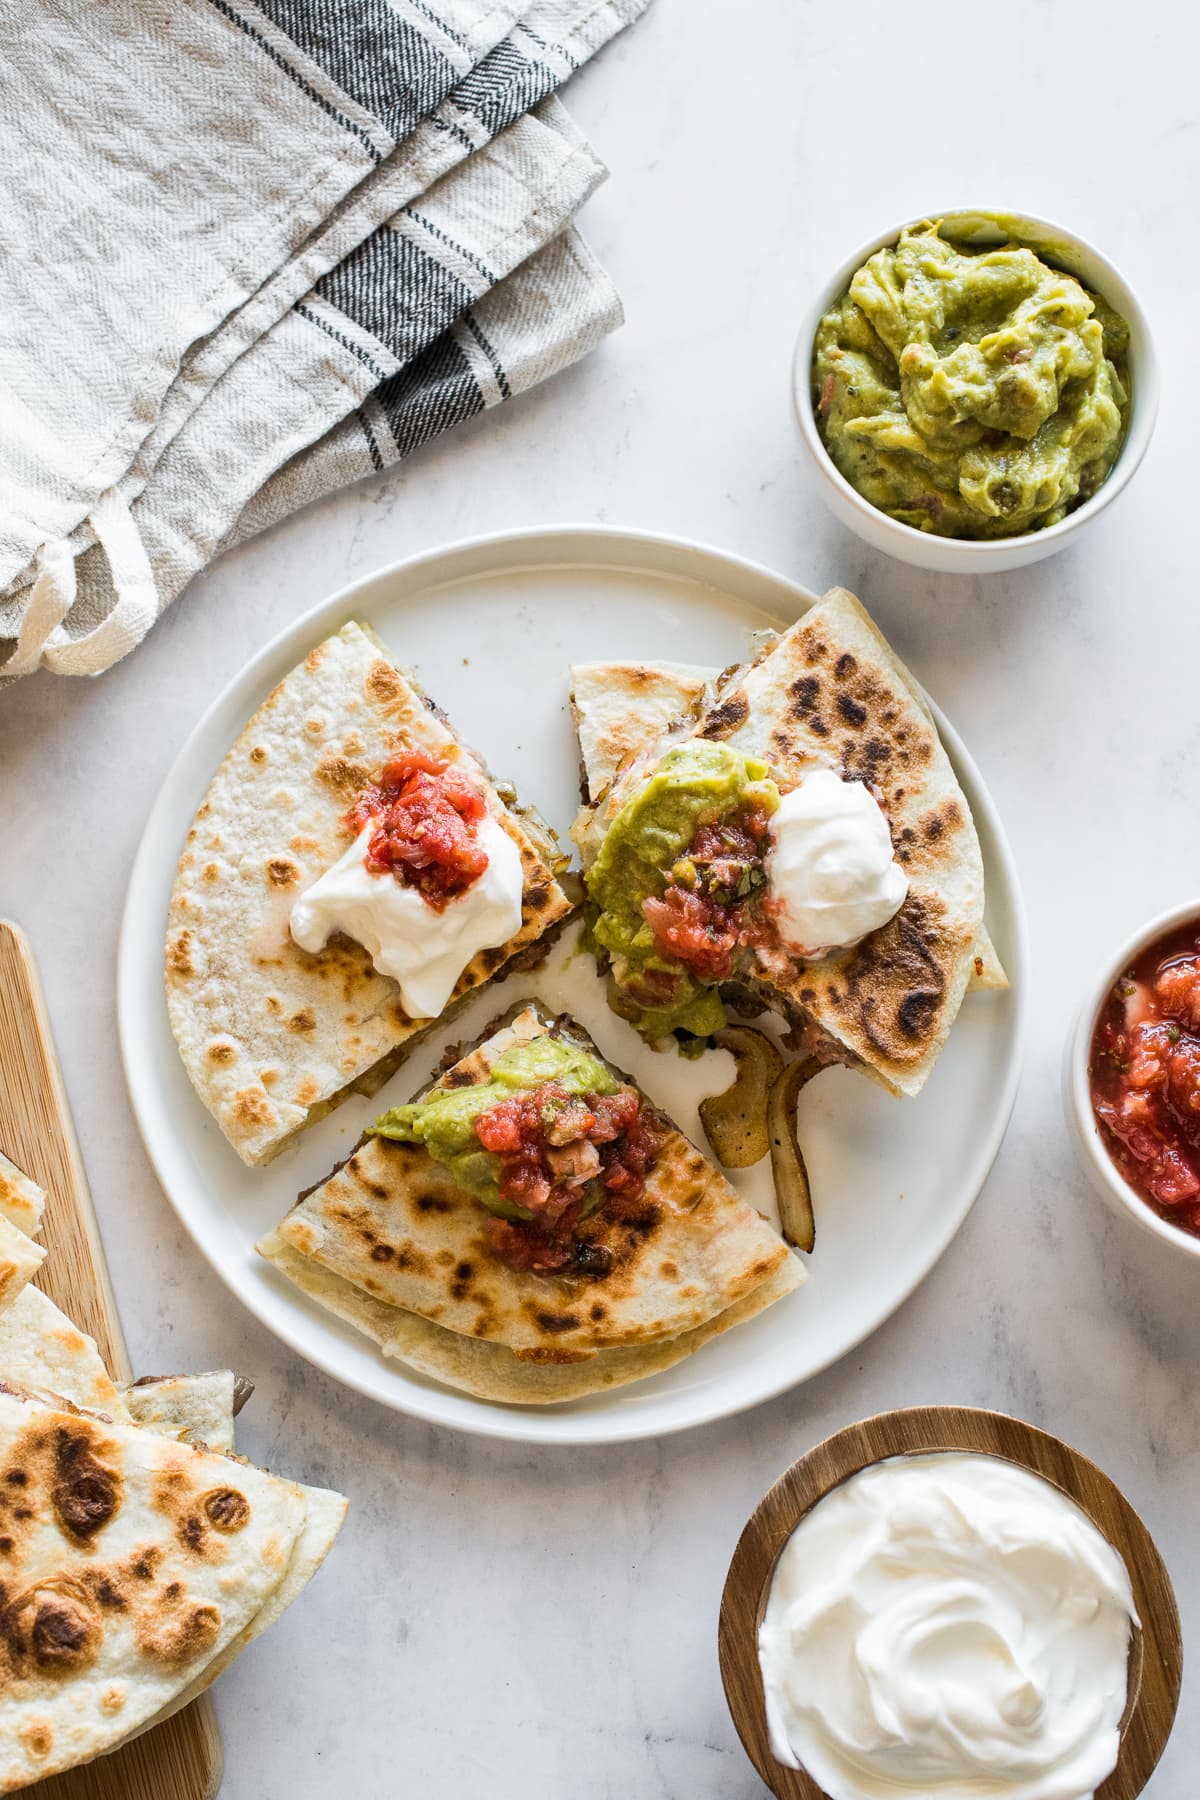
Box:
813;223;1130;538
586;739;780;1042
371;1036;616;1220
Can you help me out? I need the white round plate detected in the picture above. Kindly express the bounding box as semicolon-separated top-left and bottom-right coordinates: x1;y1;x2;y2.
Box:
120;527;1026;1445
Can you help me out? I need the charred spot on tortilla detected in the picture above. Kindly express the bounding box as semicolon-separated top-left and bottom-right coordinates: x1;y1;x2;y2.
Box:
789;674;821;715
232;1089;274;1130
201;1488;250;1534
366;660;405;705
698;690;749;739
166;933;194;981
315;754;371;795
137;1598;222;1667
52;1427;121;1543
441;1066;477;1089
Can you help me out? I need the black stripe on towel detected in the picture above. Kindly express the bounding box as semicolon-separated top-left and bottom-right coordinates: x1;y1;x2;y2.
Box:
315;228;475;365
294;303;392;384
370;333;485;461
442;38;548;138
463;311;511;399
205;0;384;159
253;0;458;142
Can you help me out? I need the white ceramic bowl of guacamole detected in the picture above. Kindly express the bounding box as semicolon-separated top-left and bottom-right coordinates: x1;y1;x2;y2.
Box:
794;207;1159;574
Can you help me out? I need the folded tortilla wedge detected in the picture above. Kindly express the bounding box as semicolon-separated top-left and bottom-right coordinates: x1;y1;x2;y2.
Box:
0;1150;46;1238
569;652;1007;993
166;621;573;1165
571;588;1000;1097
0;1284;130;1420
259;1004;803;1404
0;1382;344;1793
0;1214;45;1311
122;1370;252;1453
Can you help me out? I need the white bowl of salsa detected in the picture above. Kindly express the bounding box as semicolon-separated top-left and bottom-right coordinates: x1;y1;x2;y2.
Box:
1068;901;1200;1259
794;207;1159;575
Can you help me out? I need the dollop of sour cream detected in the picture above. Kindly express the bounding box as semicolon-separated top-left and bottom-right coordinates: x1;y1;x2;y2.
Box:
758;1453;1138;1800
289;815;524;1019
766;768;907;955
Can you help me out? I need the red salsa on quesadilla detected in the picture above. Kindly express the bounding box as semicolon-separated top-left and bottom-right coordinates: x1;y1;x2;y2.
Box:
347;749;489;906
641;804;774;983
370;1034;664;1274
1089;920;1200;1235
586;740;781;1040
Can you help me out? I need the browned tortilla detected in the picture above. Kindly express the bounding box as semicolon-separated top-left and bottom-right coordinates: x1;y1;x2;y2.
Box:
579;590;989;1096
258;1007;803;1400
166;622;573;1165
0;1383;327;1792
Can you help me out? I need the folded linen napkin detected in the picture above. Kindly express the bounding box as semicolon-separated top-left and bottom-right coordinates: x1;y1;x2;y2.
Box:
1;0;523;592
52;117;617;671
0;0;649;679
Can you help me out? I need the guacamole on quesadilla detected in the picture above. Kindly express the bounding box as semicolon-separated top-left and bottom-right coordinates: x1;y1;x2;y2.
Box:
259;1005;802;1402
572;587;1001;1098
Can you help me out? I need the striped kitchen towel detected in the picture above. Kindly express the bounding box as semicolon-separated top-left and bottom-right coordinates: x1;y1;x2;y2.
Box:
0;0;649;680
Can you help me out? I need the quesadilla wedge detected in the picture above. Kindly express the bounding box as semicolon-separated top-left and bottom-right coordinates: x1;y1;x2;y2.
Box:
0;1284;130;1419
0;1382;343;1792
167;621;573;1166
258;1004;802;1404
573;588;996;1098
570;655;1007;993
0;1150;46;1239
0;1214;45;1310
130;1475;347;1740
122;1370;251;1453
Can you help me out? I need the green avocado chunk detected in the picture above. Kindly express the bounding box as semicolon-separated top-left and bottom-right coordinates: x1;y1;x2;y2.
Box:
370;1035;618;1220
813;222;1130;539
585;739;779;1042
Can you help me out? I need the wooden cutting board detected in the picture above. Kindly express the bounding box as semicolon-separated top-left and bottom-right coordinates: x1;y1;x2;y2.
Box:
0;919;223;1799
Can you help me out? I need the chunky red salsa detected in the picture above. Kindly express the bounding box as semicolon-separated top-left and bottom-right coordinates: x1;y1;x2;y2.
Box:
347;749;488;907
641;804;773;983
473;1080;662;1273
1089;921;1200;1236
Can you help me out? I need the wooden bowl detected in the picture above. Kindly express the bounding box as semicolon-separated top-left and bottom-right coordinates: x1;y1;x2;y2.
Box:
718;1406;1182;1800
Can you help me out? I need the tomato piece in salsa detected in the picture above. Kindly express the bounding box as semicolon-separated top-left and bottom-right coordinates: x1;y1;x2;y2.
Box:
1089;920;1200;1235
473;1080;662;1273
641;804;773;983
347;749;489;907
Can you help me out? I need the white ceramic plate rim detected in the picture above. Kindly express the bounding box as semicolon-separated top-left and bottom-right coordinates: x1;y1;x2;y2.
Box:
118;525;1029;1444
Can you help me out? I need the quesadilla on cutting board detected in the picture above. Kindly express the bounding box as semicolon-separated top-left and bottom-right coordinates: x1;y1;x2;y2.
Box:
167;621;573;1166
0;1285;130;1419
571;587;1000;1097
0;1382;345;1793
0;1151;46;1239
259;1004;802;1403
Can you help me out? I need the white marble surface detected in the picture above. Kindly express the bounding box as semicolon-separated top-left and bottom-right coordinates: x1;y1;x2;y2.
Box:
1;0;1198;1792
